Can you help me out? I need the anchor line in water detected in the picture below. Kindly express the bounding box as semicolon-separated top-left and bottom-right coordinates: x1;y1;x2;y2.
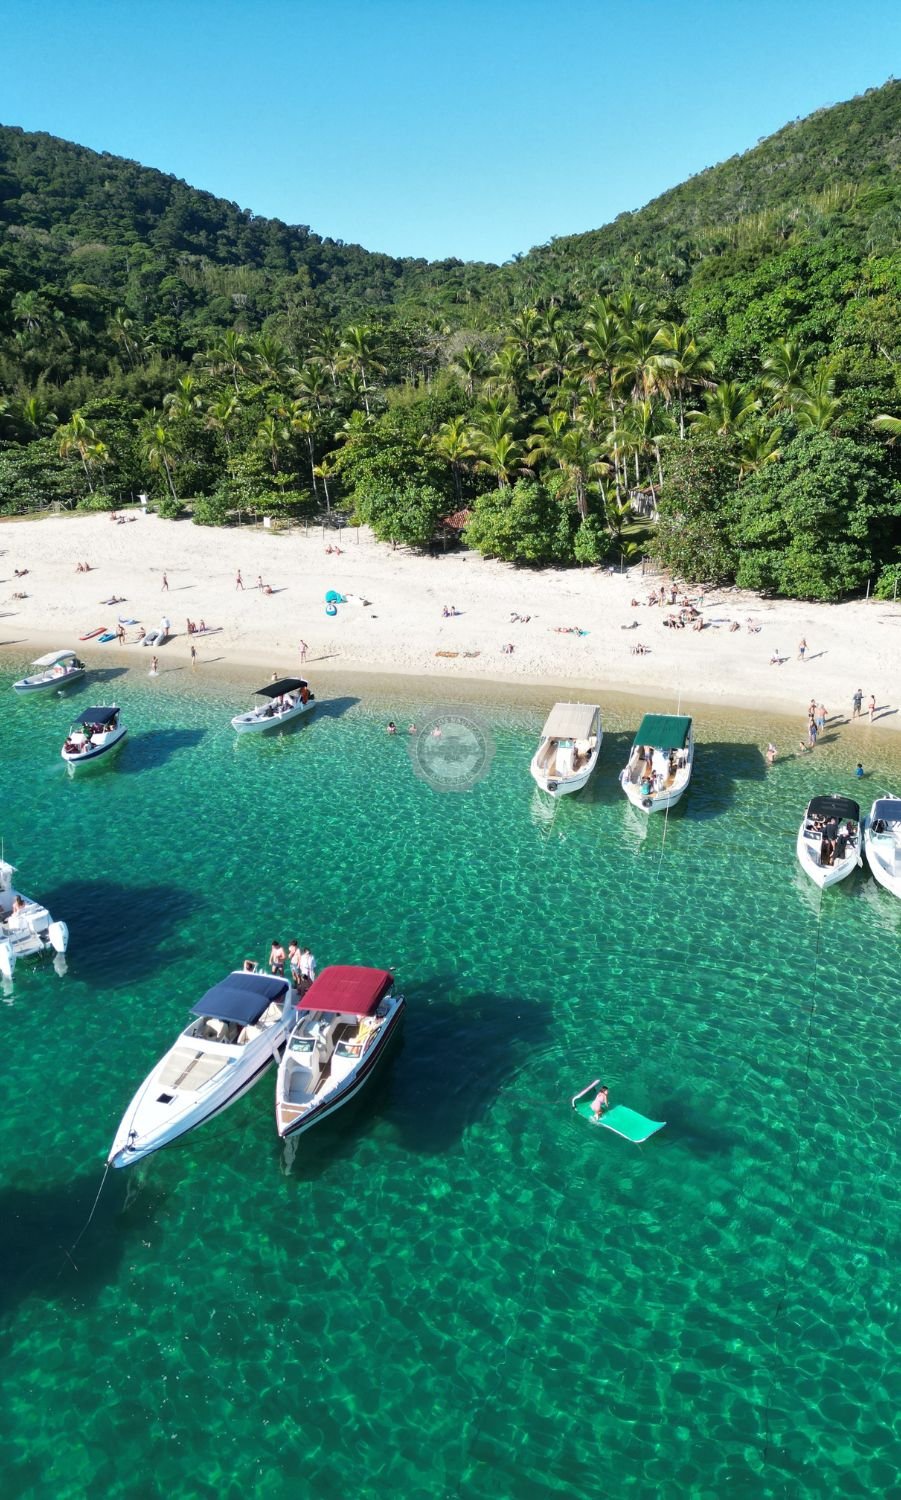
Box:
56;1162;111;1277
761;886;824;1469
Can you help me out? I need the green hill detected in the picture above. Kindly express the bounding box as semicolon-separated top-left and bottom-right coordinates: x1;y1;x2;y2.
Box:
0;82;899;600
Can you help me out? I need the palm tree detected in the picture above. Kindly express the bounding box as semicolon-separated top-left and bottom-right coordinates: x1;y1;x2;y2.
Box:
474;431;527;489
339;325;386;416
204;392;240;452
762;339;813;410
57;410;102;493
140;417;181;503
208;330;250;394
312;455;337;512
255;413;289;473
294;362;329;413
652;323;716;438
252;333;293;388
289;402;321;503
488;343;528;400
872;413;901;441
431;415;475;505
690;382;760;436
794;366;843;432
163;374;203;425
452;343;488;397
739;426;783;479
14;392;58;437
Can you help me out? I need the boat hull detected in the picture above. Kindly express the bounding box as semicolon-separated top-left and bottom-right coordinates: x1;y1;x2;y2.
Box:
530;746;600;798
232;701;315;735
620;775;688;813
62;726;128;769
13;668;86;694
796;832;860;888
108;1048;279;1168
863;826;901;899
276;999;404;1139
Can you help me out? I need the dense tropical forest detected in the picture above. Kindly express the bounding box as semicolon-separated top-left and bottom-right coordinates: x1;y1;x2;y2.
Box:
1;80;900;599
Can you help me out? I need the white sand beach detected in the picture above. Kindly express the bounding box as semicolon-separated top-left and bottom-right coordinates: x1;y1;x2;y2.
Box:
0;510;897;732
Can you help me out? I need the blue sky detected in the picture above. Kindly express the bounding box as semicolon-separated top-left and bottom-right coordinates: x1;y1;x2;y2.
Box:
2;0;899;263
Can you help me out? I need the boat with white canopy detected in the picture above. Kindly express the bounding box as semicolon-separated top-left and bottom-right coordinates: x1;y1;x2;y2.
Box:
0;859;68;980
863;796;901;899
796;794;862;888
108;969;293;1168
275;966;404;1139
529;702;602;796
231;677;315;735
12;649;86;694
620;713;694;812
61;705;127;769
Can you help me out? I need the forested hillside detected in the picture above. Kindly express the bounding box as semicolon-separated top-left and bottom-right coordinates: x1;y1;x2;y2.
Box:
1;81;899;599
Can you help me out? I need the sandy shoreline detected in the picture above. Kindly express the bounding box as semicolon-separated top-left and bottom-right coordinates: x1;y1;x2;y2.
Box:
1;510;898;732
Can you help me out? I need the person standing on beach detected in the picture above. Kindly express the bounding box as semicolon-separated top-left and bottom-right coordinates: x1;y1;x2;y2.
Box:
816;703;827;732
808;719;818;748
299;640;308;664
798;638;807;660
190;643;197;670
161;572;169;591
852;688;863;719
868;694;877;723
149;655;159;677
236;569;244;590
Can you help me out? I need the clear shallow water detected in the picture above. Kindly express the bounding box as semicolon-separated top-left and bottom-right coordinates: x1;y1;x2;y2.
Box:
0;662;899;1499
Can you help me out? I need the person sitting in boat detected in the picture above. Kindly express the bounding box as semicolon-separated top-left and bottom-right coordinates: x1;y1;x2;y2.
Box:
833;830;848;861
640;775;653;798
11;895;27;914
300;685;310;705
591;1085;609;1119
820;836;834;867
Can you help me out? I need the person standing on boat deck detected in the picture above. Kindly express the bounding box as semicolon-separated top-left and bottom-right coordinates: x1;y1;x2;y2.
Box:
852;688;863;719
591;1086;609;1119
299;946;316;987
288;940;303;989
269;940;286;977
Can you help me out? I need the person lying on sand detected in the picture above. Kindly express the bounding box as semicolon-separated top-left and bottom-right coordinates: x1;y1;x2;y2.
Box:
14;568;29;577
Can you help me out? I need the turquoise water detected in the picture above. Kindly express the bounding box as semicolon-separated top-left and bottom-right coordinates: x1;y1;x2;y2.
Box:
1;660;899;1499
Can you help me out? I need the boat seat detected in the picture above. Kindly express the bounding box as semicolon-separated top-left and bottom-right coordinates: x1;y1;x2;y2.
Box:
237;1023;263;1045
205;1018;229;1041
260;1001;284;1026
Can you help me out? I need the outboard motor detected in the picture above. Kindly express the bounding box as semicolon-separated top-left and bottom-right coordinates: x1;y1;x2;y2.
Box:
0;938;15;981
48;920;69;955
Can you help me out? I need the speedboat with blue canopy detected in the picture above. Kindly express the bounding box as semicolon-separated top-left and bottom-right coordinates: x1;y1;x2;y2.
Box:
275;966;404;1140
796;794;862;889
61;704;127;769
108;969;293;1168
231;676;315;735
863;795;901;899
13;649;86;694
620;713;694;812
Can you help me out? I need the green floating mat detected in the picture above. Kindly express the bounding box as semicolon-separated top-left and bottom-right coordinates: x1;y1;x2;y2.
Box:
572;1097;665;1144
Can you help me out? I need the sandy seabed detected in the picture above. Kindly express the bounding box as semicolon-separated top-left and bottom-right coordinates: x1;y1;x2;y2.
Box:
0;510;898;736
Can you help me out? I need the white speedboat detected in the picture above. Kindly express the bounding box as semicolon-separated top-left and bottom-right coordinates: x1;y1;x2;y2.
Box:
108;969;293;1168
231;677;315;735
0;859;69;980
796;795;862;889
275;966;404;1139
61;704;128;770
863;796;901;899
620;713;694;812
530;702;602;796
13;649;87;694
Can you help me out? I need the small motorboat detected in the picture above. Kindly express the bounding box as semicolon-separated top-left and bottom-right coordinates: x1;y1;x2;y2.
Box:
862;795;901;900
530;702;602;796
796;794;862;888
108;969;293;1168
620;713;694;812
275;966;404;1139
61;704;128;770
12;649;87;694
0;859;68;980
231;677;315;735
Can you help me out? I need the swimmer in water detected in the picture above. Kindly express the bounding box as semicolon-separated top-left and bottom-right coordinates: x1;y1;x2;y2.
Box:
149;655;159;677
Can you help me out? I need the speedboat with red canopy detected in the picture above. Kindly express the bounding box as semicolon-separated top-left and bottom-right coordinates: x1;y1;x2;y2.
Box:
275;965;404;1139
231;677;315;735
108;969;293;1168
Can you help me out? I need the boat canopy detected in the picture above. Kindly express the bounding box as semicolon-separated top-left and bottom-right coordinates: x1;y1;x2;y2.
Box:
870;797;901;825
632;713;692;750
72;705;119;727
191;971;288;1025
540;702;599;741
806;795;860;822
254;677;309;698
32;649;77;667
302;965;393;1017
